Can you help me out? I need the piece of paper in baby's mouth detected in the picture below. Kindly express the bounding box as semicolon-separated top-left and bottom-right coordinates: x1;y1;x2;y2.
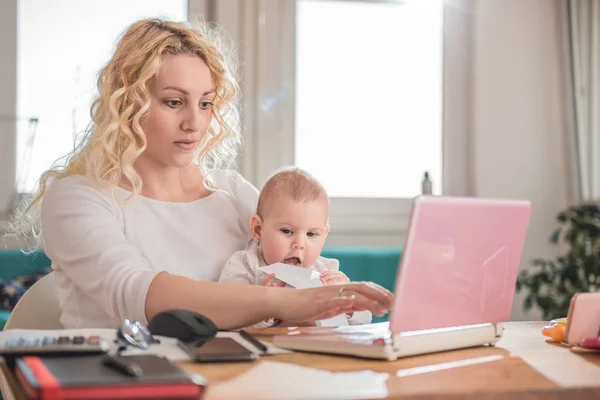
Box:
260;262;313;287
259;263;349;326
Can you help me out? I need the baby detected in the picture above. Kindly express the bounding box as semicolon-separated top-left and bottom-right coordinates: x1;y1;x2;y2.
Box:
219;166;371;327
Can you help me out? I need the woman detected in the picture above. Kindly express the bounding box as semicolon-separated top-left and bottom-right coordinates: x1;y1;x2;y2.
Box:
14;18;392;329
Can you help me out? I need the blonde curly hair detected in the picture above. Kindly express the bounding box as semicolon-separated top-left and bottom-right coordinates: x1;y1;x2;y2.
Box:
9;17;241;247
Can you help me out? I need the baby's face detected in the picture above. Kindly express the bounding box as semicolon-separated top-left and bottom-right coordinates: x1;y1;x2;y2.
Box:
259;197;329;268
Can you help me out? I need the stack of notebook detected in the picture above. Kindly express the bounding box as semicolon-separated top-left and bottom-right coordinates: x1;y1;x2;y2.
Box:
1;354;204;399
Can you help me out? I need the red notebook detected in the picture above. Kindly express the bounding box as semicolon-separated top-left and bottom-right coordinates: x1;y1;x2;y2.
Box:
14;354;203;399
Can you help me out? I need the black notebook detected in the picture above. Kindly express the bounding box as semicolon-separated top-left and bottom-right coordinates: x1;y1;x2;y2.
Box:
15;354;203;399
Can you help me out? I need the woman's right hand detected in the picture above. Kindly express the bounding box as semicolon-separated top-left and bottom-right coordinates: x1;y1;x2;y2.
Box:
272;281;393;324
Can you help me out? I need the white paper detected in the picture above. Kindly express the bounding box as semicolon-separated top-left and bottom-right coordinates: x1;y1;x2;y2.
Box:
303;270;325;288
210;360;389;400
260;263;313;287
260;263;349;327
316;314;349;327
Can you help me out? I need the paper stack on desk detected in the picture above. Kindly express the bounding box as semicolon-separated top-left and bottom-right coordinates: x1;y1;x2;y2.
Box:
210;360;389;400
260;263;349;327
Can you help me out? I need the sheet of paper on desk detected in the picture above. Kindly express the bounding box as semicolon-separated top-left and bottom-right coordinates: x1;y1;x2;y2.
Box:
210;360;389;400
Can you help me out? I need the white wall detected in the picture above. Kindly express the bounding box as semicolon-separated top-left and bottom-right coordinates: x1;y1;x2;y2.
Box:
471;0;571;320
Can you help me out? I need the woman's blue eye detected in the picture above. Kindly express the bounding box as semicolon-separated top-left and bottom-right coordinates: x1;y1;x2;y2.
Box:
200;102;213;110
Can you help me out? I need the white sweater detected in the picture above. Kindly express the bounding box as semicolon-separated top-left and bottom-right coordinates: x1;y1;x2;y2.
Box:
40;170;259;328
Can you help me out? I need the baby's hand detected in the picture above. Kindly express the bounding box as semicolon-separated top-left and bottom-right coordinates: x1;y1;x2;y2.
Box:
320;270;350;286
263;273;286;287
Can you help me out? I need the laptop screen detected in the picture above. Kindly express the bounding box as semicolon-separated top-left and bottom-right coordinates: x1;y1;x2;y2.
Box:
389;196;531;333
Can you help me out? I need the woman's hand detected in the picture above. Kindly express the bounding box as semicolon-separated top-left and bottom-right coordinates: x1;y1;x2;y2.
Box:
320;270;350;286
272;282;392;324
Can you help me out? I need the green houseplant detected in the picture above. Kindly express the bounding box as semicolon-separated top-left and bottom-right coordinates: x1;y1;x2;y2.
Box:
516;203;600;320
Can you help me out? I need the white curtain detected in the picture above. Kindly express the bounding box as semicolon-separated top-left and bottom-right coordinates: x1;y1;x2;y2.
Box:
567;0;600;201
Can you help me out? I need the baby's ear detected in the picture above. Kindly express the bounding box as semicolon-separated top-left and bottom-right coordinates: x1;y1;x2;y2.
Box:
324;224;330;237
249;215;263;244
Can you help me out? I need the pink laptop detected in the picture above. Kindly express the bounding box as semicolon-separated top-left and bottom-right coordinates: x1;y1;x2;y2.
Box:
273;196;532;360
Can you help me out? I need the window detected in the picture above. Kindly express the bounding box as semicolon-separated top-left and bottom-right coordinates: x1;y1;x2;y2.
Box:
295;0;443;198
16;0;187;193
4;0;468;245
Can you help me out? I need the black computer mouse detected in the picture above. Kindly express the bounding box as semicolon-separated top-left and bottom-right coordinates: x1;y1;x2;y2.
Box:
147;309;218;345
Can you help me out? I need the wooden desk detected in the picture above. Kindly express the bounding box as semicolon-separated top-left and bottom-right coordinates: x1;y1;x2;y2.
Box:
180;322;600;399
